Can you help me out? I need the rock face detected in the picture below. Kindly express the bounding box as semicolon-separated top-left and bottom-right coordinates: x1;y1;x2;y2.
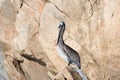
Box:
0;0;120;80
0;43;9;80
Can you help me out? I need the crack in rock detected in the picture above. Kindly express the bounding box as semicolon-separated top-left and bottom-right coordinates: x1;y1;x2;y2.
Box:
20;54;46;67
19;0;36;11
45;0;73;21
20;0;23;8
12;58;24;74
87;0;94;19
12;58;28;80
62;74;67;80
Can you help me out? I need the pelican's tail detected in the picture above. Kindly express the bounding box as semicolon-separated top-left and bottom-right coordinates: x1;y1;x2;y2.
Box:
73;68;88;80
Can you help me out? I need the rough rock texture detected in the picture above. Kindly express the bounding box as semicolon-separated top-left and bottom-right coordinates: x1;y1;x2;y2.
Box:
0;43;9;80
0;0;120;80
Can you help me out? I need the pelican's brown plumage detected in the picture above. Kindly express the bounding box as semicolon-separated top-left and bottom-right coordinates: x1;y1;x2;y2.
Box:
57;21;81;69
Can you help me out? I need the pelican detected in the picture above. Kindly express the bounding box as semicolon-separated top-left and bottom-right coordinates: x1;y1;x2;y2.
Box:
57;21;81;69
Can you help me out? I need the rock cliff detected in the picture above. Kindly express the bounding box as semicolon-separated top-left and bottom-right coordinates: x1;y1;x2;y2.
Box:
0;0;120;80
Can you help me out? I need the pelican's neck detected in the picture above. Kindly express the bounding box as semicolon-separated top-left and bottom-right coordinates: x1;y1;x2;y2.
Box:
57;26;65;44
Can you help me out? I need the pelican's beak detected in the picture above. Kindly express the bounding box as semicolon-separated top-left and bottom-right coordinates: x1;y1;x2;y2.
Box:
58;25;61;28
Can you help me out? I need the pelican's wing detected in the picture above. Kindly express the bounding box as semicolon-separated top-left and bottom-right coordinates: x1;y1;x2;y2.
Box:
63;44;80;61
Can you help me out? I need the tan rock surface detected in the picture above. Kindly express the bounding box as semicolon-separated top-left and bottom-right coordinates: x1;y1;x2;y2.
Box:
0;0;120;80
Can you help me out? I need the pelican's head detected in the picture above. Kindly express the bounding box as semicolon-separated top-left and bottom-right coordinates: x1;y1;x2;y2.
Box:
58;21;65;28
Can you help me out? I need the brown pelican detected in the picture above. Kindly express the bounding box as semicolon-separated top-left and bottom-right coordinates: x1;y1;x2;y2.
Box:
57;21;81;69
